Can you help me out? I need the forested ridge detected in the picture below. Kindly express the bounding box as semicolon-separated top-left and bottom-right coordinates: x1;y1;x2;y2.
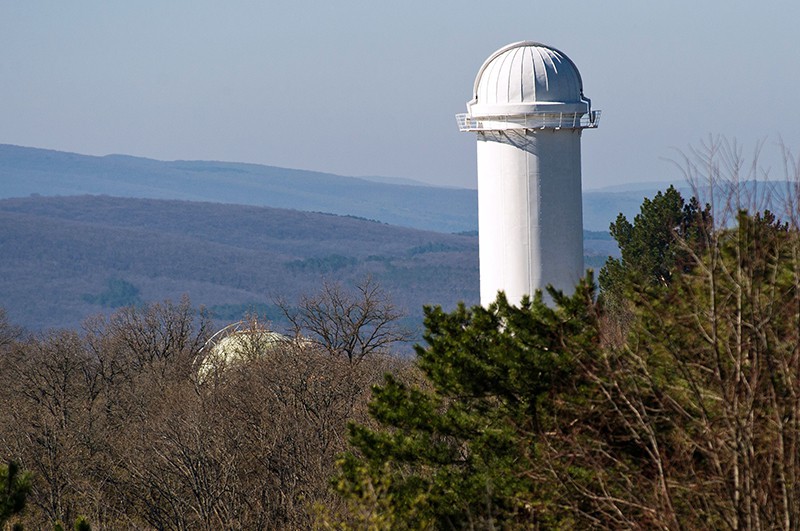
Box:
0;195;614;334
0;195;480;334
0;143;700;233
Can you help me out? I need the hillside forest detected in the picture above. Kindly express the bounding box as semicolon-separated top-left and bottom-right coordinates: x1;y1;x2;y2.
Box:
0;195;480;337
0;194;616;338
4;140;800;529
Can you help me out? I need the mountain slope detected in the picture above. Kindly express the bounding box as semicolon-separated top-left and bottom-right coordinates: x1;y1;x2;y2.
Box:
0;195;479;332
1;143;685;232
0;144;476;233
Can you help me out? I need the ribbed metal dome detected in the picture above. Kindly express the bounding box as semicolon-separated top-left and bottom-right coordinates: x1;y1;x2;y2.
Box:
466;41;591;119
474;41;584;105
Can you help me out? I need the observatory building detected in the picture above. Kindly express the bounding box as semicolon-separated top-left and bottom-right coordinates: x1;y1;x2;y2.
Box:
196;321;296;382
458;41;599;306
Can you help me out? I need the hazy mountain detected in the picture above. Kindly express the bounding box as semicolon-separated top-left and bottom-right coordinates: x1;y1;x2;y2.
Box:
0;144;685;232
0;144;476;233
0;143;688;335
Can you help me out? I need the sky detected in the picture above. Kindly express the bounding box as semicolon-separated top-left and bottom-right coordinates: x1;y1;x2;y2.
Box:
1;1;798;190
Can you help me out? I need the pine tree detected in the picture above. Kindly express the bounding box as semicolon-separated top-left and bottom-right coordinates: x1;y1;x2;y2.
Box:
599;185;711;294
334;277;600;528
0;460;32;529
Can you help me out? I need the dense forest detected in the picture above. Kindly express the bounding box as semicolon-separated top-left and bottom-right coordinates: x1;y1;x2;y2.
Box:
0;290;412;529
0;195;615;336
4;182;800;528
0;195;480;335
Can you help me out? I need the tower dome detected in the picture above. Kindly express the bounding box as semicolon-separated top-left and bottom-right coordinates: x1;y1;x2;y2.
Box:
467;41;592;119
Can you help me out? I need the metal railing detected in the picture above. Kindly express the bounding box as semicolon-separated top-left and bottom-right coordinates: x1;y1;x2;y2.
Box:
456;110;601;132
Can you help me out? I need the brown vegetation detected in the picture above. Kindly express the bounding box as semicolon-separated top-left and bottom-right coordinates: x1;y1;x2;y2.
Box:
0;284;412;529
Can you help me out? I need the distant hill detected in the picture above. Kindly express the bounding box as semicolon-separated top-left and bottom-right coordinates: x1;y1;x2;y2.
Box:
0;144;685;232
0;195;621;335
0;195;479;335
0;144;477;233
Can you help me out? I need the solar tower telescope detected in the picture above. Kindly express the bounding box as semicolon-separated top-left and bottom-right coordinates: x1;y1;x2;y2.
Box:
457;41;600;305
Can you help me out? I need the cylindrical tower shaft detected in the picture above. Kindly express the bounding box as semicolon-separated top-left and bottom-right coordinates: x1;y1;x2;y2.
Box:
476;129;584;304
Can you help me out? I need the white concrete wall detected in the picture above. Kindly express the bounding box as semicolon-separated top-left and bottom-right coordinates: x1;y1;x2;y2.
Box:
477;128;584;306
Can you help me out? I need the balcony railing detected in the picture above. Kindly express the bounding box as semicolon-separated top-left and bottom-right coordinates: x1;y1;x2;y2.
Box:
456;110;600;132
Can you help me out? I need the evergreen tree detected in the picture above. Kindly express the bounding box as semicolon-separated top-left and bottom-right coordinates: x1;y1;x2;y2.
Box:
599;185;711;295
334;278;601;528
0;460;32;528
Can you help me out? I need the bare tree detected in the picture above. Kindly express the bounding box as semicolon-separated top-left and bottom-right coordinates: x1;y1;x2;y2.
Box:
0;288;413;528
278;277;409;363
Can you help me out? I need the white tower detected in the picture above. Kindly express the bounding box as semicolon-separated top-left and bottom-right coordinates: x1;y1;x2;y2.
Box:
457;41;600;305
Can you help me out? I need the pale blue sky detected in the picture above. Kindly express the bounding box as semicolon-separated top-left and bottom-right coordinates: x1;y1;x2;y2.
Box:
1;1;798;189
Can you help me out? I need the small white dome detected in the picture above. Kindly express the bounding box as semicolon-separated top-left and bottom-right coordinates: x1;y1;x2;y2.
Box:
196;322;297;381
468;41;589;117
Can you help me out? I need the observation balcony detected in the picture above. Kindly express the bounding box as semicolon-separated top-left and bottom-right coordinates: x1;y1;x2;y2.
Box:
456;110;601;132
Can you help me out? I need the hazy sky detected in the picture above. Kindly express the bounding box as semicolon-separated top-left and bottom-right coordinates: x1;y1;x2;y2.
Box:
1;2;798;189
